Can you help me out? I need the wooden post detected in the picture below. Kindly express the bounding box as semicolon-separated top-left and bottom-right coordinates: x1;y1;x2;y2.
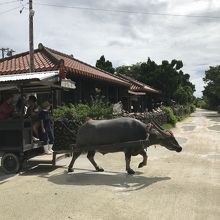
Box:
116;87;119;102
106;85;109;102
50;88;54;110
29;0;35;72
128;96;131;113
59;59;66;80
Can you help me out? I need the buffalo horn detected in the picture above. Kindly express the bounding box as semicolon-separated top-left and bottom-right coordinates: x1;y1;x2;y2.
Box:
151;121;171;137
151;119;165;130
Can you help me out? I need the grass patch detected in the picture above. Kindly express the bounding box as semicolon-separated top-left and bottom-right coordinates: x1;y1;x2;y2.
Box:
176;114;190;122
162;123;174;130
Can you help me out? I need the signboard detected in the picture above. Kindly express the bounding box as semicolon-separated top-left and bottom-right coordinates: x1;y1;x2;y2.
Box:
61;79;76;89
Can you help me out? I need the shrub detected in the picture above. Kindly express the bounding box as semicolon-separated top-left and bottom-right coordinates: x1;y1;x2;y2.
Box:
53;100;113;150
53;100;113;123
171;104;195;117
90;100;113;119
184;105;191;114
195;99;207;109
53;105;75;120
74;104;92;122
162;106;177;126
189;104;196;113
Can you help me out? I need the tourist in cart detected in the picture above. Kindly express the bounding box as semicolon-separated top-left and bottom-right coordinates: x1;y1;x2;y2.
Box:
26;95;40;139
0;94;15;121
15;95;28;115
39;101;54;154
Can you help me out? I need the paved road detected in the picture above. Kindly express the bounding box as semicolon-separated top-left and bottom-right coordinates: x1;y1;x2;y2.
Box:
0;109;219;220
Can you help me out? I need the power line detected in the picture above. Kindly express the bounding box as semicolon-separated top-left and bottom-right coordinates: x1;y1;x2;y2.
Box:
0;1;28;15
0;5;21;15
35;2;220;20
0;0;18;5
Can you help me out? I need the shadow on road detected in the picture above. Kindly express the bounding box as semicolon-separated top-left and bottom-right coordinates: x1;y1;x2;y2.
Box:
208;117;220;123
208;125;220;131
0;168;17;184
19;164;64;177
204;112;220;120
47;170;171;191
1;165;171;191
182;125;196;131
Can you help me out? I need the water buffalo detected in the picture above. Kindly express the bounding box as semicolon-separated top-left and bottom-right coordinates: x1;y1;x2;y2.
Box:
68;117;182;174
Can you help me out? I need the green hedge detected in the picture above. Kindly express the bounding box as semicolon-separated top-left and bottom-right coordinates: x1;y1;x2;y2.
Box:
54;103;195;129
162;104;195;126
54;101;113;123
162;107;177;125
53;100;113;150
189;104;196;112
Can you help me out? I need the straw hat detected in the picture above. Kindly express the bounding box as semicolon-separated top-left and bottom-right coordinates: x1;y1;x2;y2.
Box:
41;101;51;109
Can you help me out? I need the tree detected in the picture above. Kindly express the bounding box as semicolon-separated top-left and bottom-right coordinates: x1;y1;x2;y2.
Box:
96;55;115;74
116;58;195;105
174;86;194;105
96;55;195;105
195;98;207;109
203;66;220;109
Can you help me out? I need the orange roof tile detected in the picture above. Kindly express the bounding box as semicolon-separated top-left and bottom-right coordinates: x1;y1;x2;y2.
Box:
0;44;129;87
118;74;160;94
0;50;57;75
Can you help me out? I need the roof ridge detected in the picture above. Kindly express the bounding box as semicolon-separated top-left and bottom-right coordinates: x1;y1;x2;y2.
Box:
0;49;40;63
118;74;145;87
40;47;60;66
118;73;159;91
44;46;127;82
44;46;74;60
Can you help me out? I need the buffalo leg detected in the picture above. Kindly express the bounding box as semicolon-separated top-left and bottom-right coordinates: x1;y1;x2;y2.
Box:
138;150;148;168
125;152;135;175
87;151;104;172
68;152;81;172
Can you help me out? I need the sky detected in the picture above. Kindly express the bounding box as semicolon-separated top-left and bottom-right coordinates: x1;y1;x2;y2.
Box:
1;0;220;97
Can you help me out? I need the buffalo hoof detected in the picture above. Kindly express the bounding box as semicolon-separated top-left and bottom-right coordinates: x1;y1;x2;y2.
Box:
96;167;104;172
127;169;135;175
138;162;146;168
68;167;74;173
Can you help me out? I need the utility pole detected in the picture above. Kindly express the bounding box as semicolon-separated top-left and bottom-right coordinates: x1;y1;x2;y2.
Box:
29;0;35;72
0;48;5;58
0;48;15;59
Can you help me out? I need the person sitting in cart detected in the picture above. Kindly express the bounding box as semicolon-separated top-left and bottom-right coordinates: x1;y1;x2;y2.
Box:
39;101;54;154
15;95;28;115
26;95;40;139
0;94;15;121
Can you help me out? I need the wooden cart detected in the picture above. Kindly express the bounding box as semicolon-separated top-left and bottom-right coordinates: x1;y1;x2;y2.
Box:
0;71;75;174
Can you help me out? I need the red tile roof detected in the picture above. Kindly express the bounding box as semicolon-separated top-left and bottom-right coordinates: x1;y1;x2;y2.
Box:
118;74;160;94
0;44;129;87
0;50;57;74
130;84;160;93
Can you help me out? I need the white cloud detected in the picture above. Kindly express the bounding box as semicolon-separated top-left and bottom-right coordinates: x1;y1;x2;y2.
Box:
1;0;220;97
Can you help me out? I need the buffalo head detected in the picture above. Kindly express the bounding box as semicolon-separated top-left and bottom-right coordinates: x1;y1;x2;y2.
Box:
146;120;182;153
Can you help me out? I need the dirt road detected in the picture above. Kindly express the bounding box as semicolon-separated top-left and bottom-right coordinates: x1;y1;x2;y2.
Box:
0;109;219;220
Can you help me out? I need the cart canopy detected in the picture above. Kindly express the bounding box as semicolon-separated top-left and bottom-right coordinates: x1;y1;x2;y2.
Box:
0;71;75;91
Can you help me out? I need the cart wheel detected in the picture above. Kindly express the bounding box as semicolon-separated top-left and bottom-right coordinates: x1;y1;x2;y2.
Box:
1;153;21;174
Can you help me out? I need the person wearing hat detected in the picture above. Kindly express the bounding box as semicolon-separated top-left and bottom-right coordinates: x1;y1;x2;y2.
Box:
26;95;40;139
39;101;54;154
